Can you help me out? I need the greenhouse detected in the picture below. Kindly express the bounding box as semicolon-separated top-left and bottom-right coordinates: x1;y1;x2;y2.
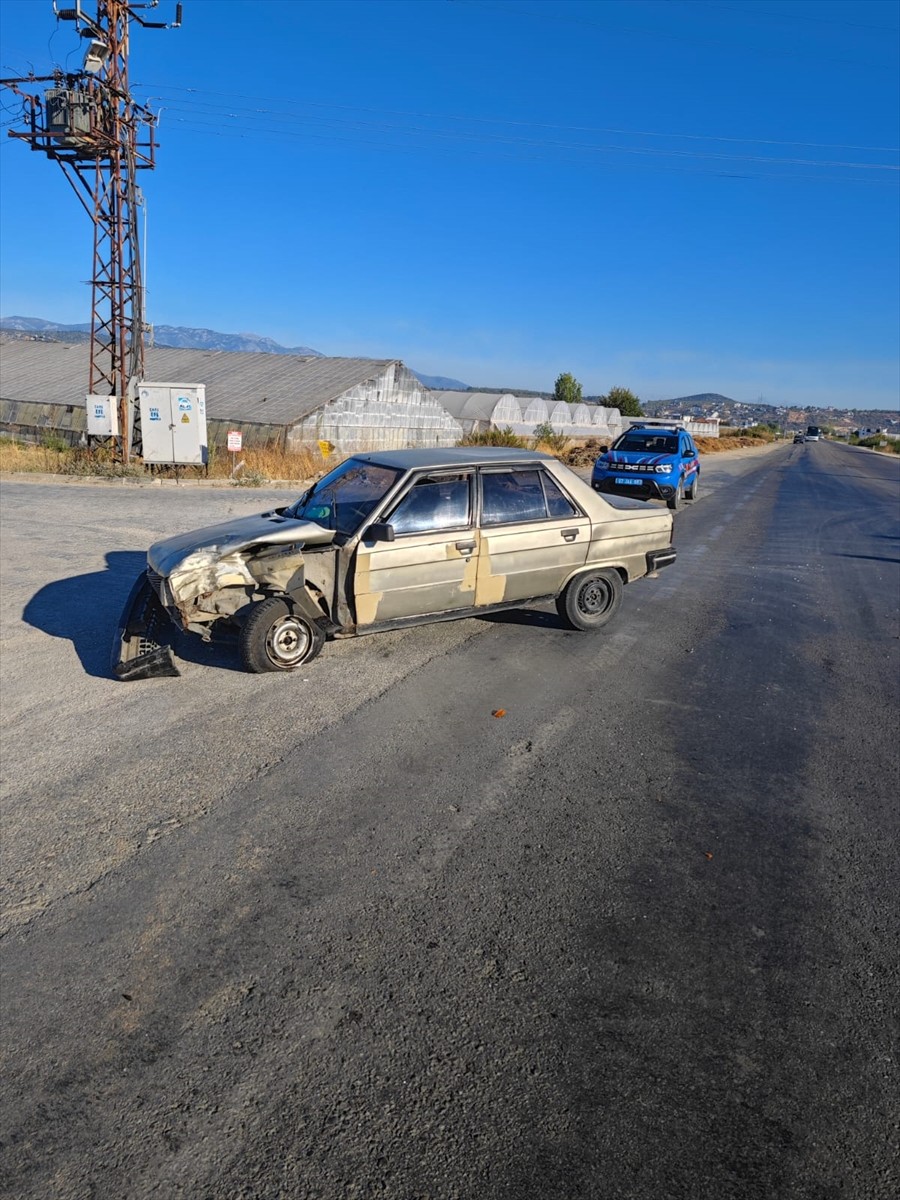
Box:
430;390;623;440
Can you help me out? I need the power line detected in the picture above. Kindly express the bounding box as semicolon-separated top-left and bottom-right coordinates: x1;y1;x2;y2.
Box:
135;82;900;156
155;111;896;187
153;100;897;172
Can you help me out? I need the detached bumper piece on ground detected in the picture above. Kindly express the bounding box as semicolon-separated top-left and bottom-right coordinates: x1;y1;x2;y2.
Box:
112;575;181;680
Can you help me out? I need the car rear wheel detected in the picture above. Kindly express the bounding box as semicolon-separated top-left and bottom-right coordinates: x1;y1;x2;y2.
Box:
667;481;684;511
686;474;699;501
239;597;325;673
556;568;623;631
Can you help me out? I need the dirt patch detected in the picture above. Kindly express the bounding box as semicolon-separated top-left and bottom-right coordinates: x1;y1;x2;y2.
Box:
560;438;608;467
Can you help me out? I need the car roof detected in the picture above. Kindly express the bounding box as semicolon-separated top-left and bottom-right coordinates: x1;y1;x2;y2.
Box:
619;427;683;439
351;447;555;470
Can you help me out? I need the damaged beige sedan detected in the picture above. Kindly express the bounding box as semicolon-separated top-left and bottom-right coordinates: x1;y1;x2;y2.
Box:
113;448;676;679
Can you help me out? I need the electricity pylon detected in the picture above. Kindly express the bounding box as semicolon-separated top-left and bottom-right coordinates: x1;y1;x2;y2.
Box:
2;1;181;461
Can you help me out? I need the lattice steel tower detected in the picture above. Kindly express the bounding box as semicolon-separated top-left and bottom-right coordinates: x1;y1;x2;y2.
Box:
2;1;181;460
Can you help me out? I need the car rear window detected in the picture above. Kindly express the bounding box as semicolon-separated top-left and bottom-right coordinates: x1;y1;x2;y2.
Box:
481;470;578;525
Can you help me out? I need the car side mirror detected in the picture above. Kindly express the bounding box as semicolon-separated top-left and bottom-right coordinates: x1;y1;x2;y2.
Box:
682;448;693;457
367;522;395;542
599;445;609;454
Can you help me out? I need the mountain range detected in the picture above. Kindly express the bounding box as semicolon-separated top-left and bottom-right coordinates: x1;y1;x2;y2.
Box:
2;318;893;430
0;317;469;392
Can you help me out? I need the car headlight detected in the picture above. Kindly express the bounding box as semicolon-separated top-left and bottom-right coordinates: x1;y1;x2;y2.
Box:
655;464;673;474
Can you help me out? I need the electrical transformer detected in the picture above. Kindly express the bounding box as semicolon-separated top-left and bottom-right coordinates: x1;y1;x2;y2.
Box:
44;88;93;149
139;382;208;465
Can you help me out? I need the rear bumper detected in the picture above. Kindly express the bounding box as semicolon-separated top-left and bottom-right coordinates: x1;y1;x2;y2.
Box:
647;547;677;574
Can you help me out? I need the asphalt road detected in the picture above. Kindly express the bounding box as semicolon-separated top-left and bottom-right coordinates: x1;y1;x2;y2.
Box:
1;441;898;1199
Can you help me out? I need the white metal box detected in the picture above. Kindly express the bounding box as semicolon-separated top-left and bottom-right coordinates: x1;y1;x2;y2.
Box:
86;394;119;437
139;382;208;465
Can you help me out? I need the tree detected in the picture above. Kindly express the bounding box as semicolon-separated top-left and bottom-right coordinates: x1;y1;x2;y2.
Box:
600;386;643;417
553;372;583;406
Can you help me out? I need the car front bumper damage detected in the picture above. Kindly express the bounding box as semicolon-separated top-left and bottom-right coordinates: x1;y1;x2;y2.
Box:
111;572;181;680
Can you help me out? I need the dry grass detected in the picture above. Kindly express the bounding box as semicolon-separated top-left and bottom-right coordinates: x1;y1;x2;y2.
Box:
206;442;329;483
695;435;777;453
0;436;333;485
0;439;71;474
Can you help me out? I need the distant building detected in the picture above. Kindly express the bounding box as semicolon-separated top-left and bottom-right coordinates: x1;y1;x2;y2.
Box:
0;341;462;453
621;414;721;438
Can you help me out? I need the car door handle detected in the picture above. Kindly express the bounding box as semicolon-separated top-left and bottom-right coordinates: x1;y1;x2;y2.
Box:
455;540;476;556
561;528;579;542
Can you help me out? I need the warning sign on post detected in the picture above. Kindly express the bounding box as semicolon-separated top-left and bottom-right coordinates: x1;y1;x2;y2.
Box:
227;430;243;452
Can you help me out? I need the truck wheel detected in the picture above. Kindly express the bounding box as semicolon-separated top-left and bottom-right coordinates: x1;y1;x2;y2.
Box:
667;482;684;511
556;568;623;631
239;597;324;673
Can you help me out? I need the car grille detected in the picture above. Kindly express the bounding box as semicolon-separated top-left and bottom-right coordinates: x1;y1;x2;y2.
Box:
147;569;168;605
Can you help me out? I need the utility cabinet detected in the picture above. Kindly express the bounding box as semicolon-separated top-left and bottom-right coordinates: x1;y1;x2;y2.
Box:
85;394;119;437
139;382;208;465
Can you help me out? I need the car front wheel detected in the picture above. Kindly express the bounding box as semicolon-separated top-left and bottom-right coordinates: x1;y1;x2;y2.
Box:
556;568;623;631
239;597;325;673
686;474;699;501
667;481;684;510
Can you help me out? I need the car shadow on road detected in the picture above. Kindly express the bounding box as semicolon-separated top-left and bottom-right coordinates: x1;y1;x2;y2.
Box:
834;553;900;564
22;551;245;679
476;606;565;630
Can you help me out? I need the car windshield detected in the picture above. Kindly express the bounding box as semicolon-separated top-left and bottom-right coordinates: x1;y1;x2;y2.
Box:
286;459;401;536
614;433;678;454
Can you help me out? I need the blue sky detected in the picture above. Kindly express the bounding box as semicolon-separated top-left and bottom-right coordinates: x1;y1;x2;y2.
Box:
1;0;898;408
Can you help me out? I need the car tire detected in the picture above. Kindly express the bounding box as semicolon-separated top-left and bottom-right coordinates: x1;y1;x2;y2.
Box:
667;482;684;511
239;596;325;673
556;568;623;631
686;474;699;501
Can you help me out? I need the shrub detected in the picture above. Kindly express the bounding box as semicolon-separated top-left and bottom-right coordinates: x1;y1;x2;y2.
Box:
532;422;570;453
231;468;268;487
458;426;526;448
39;433;71;453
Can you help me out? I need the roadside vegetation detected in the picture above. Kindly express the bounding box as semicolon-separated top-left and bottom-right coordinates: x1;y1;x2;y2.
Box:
0;434;329;484
849;433;900;454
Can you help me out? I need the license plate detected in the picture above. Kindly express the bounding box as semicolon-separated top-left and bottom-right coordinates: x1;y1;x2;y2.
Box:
616;477;643;486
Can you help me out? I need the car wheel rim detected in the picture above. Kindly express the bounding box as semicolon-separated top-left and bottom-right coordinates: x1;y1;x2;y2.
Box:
266;616;310;666
578;578;612;616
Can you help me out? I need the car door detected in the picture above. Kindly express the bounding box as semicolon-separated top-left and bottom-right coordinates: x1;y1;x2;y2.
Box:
681;434;699;484
352;471;478;626
475;467;590;605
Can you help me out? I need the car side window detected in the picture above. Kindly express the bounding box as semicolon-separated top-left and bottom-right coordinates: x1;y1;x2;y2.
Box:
387;473;472;535
481;469;576;525
542;473;579;518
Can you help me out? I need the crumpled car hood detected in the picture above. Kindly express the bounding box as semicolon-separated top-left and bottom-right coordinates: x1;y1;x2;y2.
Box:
148;512;334;578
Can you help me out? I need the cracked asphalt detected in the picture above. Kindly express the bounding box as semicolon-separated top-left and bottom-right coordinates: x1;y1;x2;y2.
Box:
1;439;898;1199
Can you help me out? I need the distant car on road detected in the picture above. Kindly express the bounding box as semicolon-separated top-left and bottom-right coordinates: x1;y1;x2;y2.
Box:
591;425;700;510
793;434;806;444
114;448;676;677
